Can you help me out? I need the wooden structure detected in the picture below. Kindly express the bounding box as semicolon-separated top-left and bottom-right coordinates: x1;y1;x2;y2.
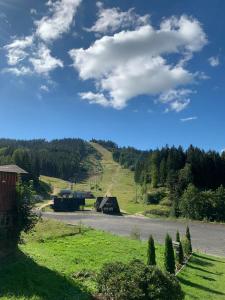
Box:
53;197;85;212
95;196;120;214
0;165;27;258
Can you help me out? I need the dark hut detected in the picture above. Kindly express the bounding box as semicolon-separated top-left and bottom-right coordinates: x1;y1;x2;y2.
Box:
95;197;104;212
95;196;120;214
0;165;28;258
53;193;85;212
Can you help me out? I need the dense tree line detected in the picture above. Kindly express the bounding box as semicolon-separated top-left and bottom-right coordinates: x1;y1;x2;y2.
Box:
0;138;96;183
110;142;225;221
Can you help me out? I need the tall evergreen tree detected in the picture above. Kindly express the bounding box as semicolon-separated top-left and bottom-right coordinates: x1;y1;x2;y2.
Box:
177;241;184;265
164;234;175;274
147;235;156;265
185;226;192;254
176;230;180;243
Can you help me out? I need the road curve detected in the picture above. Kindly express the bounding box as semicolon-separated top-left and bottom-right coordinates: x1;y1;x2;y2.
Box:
43;211;225;257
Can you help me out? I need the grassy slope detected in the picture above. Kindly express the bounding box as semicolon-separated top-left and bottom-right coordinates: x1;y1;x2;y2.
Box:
1;220;224;300
41;142;169;215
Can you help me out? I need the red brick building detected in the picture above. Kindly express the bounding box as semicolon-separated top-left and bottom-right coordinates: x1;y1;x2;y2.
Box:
0;165;27;258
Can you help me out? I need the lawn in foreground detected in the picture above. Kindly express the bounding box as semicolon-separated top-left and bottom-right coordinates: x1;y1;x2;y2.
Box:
1;219;225;300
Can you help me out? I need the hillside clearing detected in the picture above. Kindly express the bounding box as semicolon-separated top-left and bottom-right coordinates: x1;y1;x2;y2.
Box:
41;142;169;215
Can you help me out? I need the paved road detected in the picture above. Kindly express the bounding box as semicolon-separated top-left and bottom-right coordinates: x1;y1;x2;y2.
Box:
43;211;225;257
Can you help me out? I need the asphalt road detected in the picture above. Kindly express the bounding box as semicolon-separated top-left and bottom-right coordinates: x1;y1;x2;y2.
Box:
43;211;225;257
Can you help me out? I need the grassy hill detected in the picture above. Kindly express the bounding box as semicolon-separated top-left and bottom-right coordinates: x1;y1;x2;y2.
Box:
0;219;224;300
41;142;169;215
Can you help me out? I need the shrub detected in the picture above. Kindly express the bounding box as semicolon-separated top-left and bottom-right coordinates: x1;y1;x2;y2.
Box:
147;235;156;265
97;260;184;300
160;197;172;207
144;208;170;217
16;180;38;242
164;234;175;274
144;190;166;205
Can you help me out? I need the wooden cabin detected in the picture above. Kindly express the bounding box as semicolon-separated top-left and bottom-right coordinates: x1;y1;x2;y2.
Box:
0;165;28;258
95;196;120;214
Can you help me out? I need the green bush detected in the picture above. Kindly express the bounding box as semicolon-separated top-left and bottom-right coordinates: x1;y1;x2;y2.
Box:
144;190;166;205
97;260;184;300
160;197;172;207
144;208;170;217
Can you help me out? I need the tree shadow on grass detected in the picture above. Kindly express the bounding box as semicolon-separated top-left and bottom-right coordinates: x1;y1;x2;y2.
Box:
187;264;217;275
198;275;216;281
194;253;225;264
0;251;91;300
190;254;213;267
179;277;225;296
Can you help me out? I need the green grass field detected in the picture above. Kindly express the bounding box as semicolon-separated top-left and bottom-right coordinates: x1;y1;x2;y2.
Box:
41;142;170;215
0;219;224;300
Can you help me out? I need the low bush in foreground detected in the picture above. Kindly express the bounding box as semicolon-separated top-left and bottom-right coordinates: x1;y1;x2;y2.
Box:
97;260;184;300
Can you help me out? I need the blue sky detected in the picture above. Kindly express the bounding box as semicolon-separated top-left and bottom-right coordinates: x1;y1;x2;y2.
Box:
0;0;224;151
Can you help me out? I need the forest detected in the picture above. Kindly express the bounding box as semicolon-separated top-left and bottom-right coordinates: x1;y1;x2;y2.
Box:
94;140;225;222
0;138;97;184
1;138;225;221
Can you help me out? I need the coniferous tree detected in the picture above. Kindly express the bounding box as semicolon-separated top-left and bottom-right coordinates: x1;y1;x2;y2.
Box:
185;226;192;254
164;234;175;274
147;235;156;265
176;230;180;243
177;241;184;265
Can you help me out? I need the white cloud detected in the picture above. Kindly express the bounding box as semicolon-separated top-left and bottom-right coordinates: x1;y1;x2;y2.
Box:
159;89;194;112
87;2;149;34
70;15;207;110
168;99;190;112
79;92;110;107
4;36;33;65
159;89;193;103
2;66;32;76
29;44;63;74
208;56;219;67
180;116;197;122
30;8;37;15
35;0;81;42
40;84;50;92
3;0;82;77
159;89;193;112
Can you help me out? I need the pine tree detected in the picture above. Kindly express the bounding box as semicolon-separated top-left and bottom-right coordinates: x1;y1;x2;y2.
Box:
147;235;156;265
186;226;192;254
164;234;175;274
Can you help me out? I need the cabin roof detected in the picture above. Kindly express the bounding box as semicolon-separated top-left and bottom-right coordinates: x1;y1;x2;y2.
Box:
0;165;28;174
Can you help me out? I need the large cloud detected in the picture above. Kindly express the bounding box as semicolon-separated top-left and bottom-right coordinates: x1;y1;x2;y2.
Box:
70;15;207;110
